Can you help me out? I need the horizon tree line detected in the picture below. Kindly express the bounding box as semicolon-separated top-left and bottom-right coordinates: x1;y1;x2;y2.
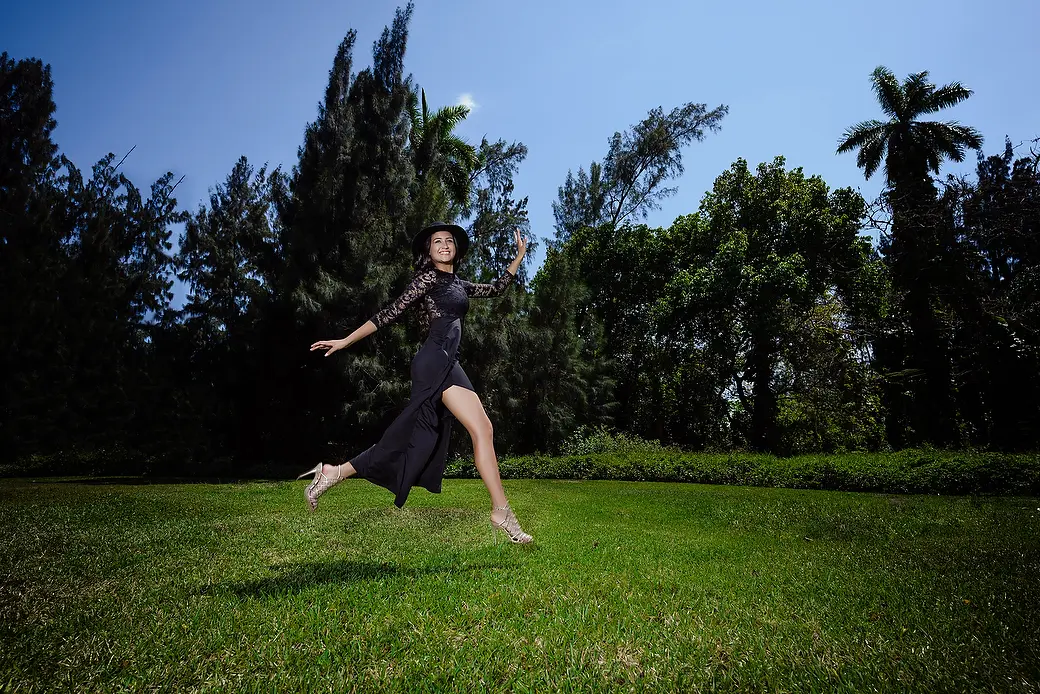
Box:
2;6;1038;473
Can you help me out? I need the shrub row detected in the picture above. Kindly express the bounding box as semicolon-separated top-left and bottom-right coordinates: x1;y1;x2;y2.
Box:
1;446;145;478
444;449;1040;496
6;447;1038;496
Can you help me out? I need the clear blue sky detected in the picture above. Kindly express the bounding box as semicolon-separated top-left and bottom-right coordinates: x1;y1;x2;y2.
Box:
6;0;1039;306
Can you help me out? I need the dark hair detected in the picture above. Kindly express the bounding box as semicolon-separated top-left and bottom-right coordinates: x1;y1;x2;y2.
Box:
414;236;434;273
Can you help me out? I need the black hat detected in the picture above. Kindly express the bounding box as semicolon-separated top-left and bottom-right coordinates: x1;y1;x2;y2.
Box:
411;221;469;264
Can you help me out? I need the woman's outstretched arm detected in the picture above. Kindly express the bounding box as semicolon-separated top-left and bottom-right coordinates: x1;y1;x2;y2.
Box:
309;269;438;357
461;229;528;298
460;270;515;298
309;321;377;357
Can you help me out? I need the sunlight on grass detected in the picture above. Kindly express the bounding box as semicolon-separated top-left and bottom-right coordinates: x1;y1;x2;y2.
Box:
1;478;1038;692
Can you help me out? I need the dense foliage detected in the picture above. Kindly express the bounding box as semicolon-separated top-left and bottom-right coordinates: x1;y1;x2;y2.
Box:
3;9;1039;474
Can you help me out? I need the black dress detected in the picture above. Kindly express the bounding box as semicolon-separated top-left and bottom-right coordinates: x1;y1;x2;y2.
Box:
348;267;515;507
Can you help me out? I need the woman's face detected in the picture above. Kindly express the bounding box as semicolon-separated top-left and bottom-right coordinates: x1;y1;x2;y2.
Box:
429;231;456;264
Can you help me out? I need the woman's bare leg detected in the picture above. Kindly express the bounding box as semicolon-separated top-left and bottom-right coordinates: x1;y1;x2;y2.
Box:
325;461;357;479
440;385;511;520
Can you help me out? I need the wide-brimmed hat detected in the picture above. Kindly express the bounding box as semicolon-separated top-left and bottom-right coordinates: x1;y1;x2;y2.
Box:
411;221;469;263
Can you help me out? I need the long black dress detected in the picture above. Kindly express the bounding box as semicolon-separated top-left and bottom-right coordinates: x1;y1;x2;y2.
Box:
348;266;515;507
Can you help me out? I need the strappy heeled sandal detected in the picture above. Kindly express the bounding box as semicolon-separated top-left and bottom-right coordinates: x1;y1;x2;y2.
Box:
491;504;533;544
296;463;344;512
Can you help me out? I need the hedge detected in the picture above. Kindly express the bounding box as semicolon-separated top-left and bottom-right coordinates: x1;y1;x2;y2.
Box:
6;448;1039;496
444;449;1040;496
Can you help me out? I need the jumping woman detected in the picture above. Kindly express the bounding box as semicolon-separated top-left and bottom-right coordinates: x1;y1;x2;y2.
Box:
299;222;534;544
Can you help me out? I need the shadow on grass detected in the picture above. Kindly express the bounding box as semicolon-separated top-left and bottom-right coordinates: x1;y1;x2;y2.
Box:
214;556;520;599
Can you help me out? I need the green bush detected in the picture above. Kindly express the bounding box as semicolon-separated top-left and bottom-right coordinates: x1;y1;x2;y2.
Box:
2;445;148;478
560;425;676;456
444;449;1040;495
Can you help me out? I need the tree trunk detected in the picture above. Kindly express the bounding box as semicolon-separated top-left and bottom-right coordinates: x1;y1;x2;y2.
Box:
748;329;778;451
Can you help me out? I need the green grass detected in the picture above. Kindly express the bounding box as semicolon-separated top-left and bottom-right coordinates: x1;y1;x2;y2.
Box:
1;478;1038;692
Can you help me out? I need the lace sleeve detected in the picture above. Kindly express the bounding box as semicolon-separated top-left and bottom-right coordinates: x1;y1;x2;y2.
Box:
371;270;438;328
460;269;515;298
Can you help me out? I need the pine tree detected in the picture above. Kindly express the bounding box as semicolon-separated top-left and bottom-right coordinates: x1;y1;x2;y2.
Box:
0;53;65;458
268;5;418;462
168;156;277;466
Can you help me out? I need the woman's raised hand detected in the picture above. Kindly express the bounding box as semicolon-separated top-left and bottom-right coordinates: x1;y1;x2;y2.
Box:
514;228;527;260
310;338;349;357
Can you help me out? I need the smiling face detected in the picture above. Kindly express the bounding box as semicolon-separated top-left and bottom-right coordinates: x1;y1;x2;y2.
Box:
429;230;456;266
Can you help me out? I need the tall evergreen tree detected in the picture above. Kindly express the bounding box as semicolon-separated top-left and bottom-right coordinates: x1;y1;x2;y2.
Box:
0;53;65;458
168;156;278;465
458;139;532;283
269;4;417;462
450;138;537;453
553;101;728;243
57;152;185;454
1;52;186;461
178;157;277;336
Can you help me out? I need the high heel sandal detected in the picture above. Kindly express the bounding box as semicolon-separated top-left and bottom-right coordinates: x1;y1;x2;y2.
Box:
296;463;343;512
491;504;533;545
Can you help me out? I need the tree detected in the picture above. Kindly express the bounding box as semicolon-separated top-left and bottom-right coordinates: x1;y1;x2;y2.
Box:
540;100;727;447
57;152;185;454
179;156;278;336
269;4;418;462
938;139;1040;449
657;158;885;451
837;67;982;189
553;101;728;243
406;87;479;228
565;221;682;443
522;245;616;452
838;67;983;446
0;53;65;458
450;138;539;454
170;156;278;465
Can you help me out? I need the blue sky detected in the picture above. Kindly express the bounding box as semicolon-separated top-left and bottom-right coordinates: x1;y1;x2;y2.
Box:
6;0;1039;305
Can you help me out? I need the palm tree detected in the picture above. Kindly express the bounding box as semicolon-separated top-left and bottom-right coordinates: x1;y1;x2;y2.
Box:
838;67;983;448
837;66;982;189
407;88;480;217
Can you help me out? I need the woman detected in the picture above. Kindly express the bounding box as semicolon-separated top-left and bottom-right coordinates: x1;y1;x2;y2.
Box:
299;221;533;544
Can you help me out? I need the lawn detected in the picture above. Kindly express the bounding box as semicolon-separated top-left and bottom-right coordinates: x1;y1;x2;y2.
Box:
1;477;1038;692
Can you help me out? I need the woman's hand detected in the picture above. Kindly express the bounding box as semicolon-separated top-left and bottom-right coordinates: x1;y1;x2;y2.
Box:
514;228;528;260
310;338;349;357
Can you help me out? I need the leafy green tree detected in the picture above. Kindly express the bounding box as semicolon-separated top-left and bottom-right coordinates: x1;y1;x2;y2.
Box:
939;139;1040;449
540;101;728;448
658;158;885;451
838;66;982;446
773;292;887;454
564;222;682;443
